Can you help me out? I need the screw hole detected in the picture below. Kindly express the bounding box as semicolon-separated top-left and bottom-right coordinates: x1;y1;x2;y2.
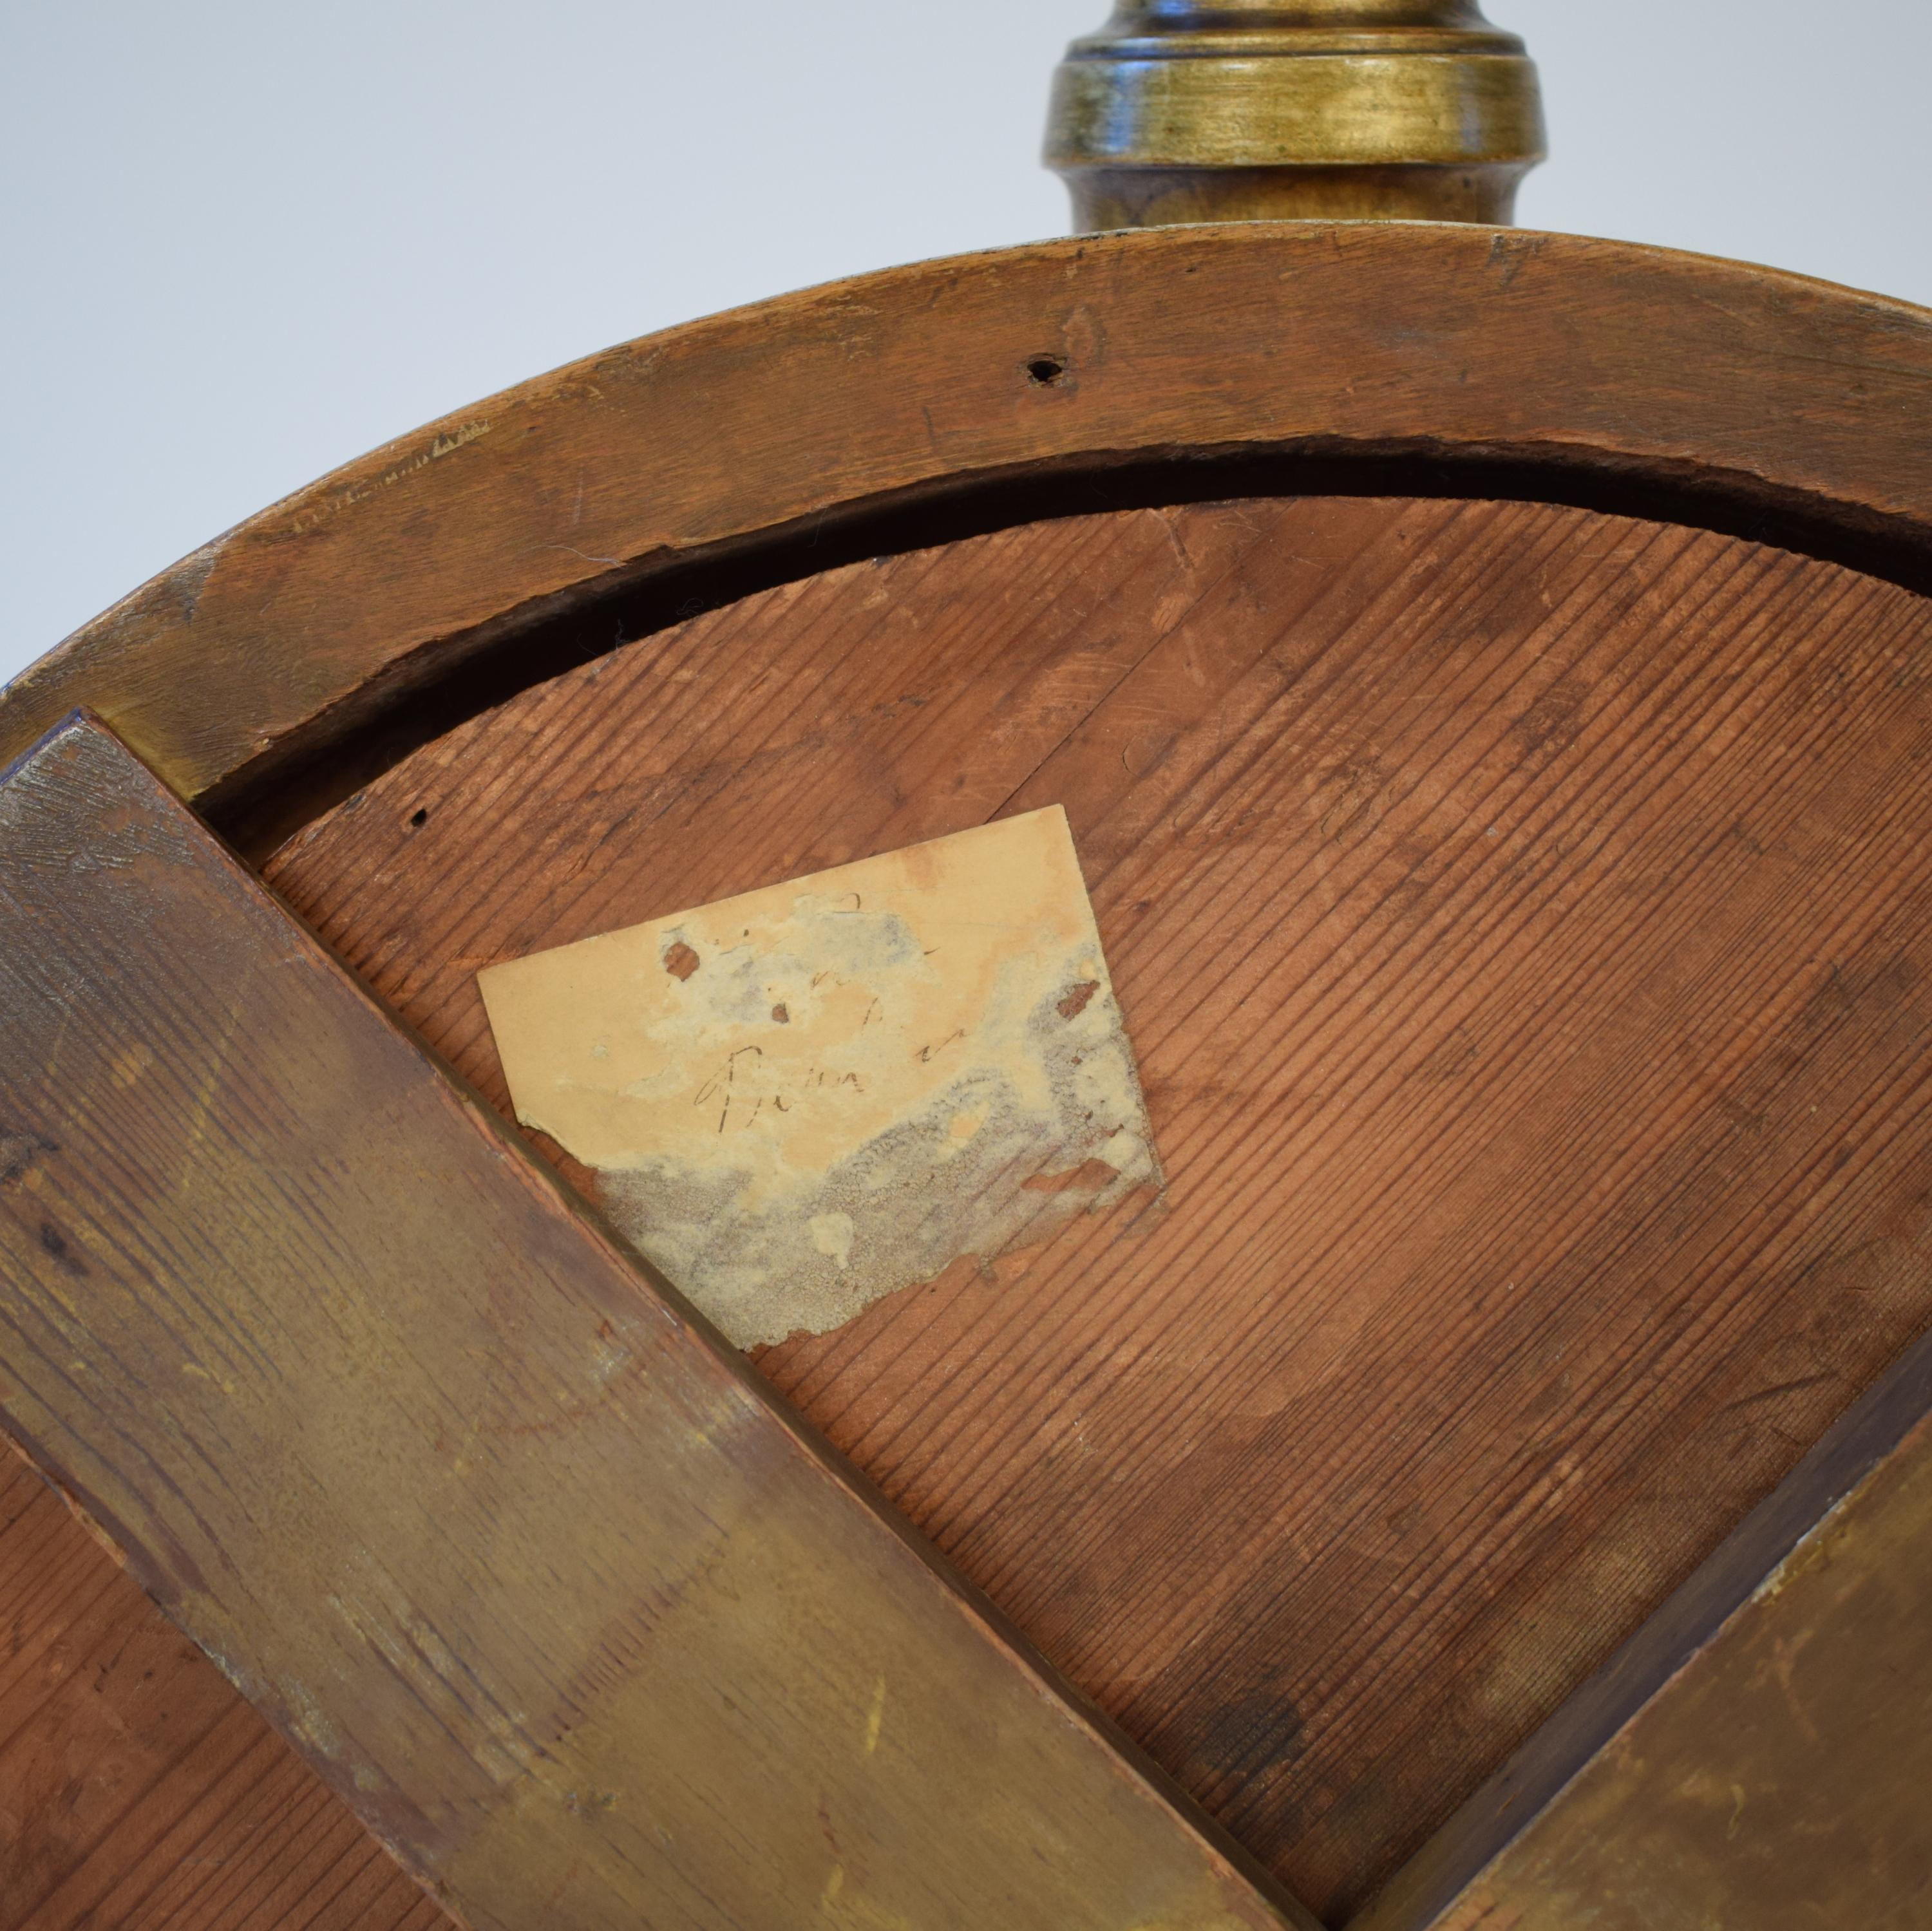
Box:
1026;355;1068;388
409;807;428;829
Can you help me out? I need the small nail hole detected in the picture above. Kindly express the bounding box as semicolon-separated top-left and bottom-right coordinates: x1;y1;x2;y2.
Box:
1026;355;1067;387
409;807;428;829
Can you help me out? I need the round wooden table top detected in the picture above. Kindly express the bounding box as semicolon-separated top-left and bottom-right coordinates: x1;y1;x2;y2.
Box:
5;223;1932;1930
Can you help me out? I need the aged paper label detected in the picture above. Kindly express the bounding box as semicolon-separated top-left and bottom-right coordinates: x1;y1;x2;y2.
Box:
478;807;1161;1347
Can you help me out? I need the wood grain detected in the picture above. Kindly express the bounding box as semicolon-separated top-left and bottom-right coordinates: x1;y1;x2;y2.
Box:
0;718;1305;1931
1361;1319;1932;1929
242;496;1932;1920
0;1454;433;1931
1;226;1931;838
1362;1314;1932;1928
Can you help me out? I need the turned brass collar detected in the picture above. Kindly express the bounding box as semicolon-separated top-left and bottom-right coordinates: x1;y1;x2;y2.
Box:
1046;3;1546;230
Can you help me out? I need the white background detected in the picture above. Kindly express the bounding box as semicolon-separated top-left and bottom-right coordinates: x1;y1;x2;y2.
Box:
3;1;1928;686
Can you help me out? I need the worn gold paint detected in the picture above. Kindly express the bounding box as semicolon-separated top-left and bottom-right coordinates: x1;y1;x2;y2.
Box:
480;807;1161;1347
444;1479;1288;1931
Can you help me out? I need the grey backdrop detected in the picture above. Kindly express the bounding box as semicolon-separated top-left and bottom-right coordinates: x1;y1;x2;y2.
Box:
4;2;1927;688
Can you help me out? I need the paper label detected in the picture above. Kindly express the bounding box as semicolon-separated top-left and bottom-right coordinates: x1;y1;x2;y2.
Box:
479;807;1161;1347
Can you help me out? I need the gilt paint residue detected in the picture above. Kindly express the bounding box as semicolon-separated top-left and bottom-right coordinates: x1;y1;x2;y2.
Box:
478;807;1161;1347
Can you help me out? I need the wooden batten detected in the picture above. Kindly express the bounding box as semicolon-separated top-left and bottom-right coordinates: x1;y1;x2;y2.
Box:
0;716;1309;1931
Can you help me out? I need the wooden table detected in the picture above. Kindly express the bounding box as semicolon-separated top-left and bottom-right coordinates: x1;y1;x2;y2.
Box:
5;221;1932;1929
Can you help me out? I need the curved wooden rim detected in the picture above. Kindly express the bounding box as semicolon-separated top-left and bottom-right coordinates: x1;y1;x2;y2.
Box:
5;222;1930;850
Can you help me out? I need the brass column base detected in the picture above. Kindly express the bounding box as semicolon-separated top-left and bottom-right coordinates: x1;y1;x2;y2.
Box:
1068;161;1530;231
1046;4;1546;231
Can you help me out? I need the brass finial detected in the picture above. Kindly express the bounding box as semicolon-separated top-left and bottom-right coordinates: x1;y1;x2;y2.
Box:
1045;3;1546;231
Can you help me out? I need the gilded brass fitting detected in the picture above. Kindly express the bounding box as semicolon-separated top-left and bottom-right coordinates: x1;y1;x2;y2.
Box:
1045;2;1546;231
